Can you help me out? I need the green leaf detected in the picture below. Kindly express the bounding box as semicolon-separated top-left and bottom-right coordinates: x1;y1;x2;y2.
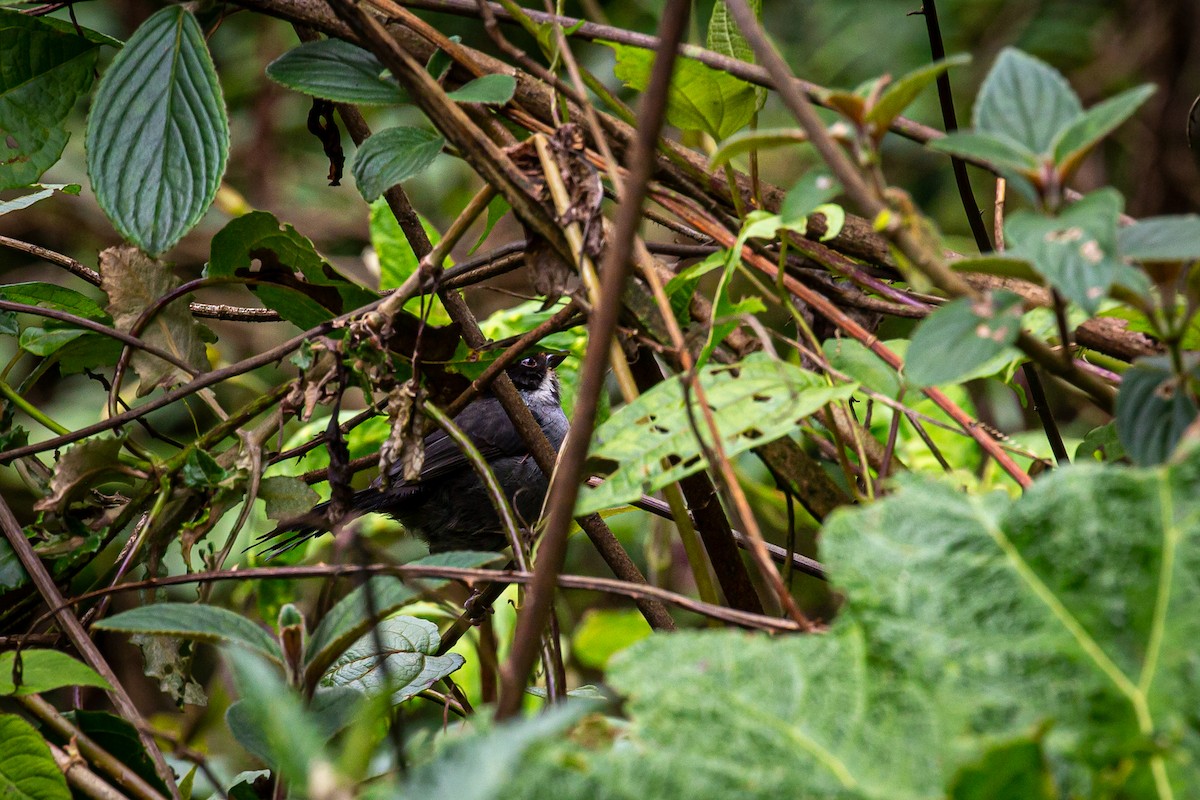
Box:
948;255;1041;283
468;194;510;255
94;603;284;665
208;211;379;329
974;47;1082;154
368;198;451;324
928;131;1040;173
905;291;1025;388
0;649;110;695
780;171;841;226
352;126;445;201
0;538;28;591
706;0;759;64
320;615;464;702
708;128;806;169
445;74;516;104
402;705;587;800
948;737;1059;800
606;42;758;139
572;608;652;670
866;54;971;135
0;183;81;216
577;353;855;515
1006;188;1124;314
266;38;406;105
86;6;229;256
1075;420;1126;463
0;282;110;322
0;12;101;189
18;326;88;356
823;337;904;399
304;551;499;682
181;448;228;489
1115;356;1200;466
61;711;172;798
0;713;70;800
259;476;320;520
1118;214;1200;262
1052;84;1155;174
224;649;331;786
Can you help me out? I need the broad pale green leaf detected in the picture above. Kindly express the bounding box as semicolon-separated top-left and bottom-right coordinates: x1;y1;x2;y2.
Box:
1005;188;1124;314
0;650;110;695
577;353;855;515
225;649;330;786
0;12;100;189
445;74;516;104
1118;214;1200;262
517;450;1200;798
95;603;284;665
207;211;379;329
0;713;70;800
86;6;229;256
0;183;80;216
866;54;971;135
1115;356;1200;466
352;126;445;201
905;291;1024;388
100;245;210;395
709;128;806;169
259;475;320;520
320;616;464;703
1052;84;1155;174
18;326;88;356
974;48;1082;154
266;38;406;105
607;42;757;139
823;337;905;399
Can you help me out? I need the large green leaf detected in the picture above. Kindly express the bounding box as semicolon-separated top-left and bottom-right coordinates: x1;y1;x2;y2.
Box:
577;353;854;515
515;450;1200;798
974;48;1081;155
0;649;110;695
207;211;379;329
905;291;1024;388
266;38;407;105
320;615;464;703
94;603;284;666
1118;215;1200;263
606;42;758;139
86;6;229;256
0;12;101;189
1115;356;1200;466
352;126;445;201
367;198;451;324
0;713;70;800
0;282;111;322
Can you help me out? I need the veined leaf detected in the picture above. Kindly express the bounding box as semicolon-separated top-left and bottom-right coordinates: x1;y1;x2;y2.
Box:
267;38;407;105
974;48;1081;155
905;291;1024;388
95;603;285;666
578;353;855;515
352;126;445;201
0;650;110;695
1115;355;1200;466
0;714;70;800
320;616;463;703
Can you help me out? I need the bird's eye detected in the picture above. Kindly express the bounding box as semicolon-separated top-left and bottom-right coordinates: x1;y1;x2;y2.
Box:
521;356;538;368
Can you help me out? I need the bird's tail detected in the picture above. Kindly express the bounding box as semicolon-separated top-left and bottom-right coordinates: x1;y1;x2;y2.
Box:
252;487;384;560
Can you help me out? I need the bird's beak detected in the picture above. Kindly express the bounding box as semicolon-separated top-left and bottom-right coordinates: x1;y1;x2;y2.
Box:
547;352;569;369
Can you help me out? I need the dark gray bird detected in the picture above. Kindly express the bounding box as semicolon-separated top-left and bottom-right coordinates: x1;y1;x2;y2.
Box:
260;352;569;556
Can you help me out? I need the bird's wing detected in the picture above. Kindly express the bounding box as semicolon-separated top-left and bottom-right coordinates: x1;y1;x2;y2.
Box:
389;397;528;485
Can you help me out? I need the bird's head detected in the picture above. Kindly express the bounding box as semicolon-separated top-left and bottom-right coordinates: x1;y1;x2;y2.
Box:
506;351;568;401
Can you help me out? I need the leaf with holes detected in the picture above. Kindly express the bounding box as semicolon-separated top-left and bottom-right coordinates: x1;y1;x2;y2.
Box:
1114;356;1200;466
905;291;1024;388
577;353;854;515
86;6;229;256
1005;189;1124;314
208;211;378;329
267;38;407;105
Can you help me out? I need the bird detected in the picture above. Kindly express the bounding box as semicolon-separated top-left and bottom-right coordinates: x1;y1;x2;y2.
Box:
259;352;569;557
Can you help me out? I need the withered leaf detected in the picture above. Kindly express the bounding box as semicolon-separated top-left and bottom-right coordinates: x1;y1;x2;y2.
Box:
34;436;127;515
